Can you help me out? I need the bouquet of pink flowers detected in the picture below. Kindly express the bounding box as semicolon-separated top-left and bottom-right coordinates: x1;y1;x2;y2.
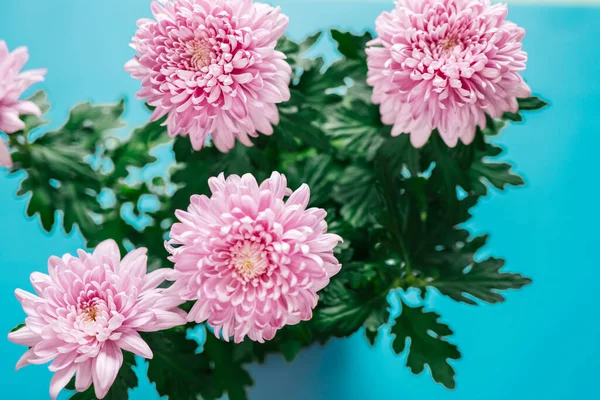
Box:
3;0;546;399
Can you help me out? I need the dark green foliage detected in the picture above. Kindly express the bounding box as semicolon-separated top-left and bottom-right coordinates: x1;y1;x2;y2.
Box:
330;29;372;61
6;32;547;399
391;304;460;389
324;99;388;161
204;335;254;400
517;96;549;111
425;235;532;305
143;328;254;400
313;279;389;337
10;92;105;234
284;154;340;207
107;119;169;183
143;328;232;400
503;97;548;122
10;323;26;333
332;164;379;228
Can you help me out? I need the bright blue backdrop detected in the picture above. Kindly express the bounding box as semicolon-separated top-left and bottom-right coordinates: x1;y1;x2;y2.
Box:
1;1;598;399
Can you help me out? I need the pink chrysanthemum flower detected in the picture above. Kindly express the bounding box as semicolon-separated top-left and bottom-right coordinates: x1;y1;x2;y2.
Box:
167;172;342;343
0;41;46;167
8;240;187;400
366;0;531;147
125;0;292;152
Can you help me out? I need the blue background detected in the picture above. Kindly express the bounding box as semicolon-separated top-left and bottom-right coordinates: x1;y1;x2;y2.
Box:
1;1;598;399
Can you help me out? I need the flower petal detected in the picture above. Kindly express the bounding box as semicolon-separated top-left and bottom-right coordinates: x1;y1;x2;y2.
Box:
92;341;123;399
75;359;93;392
115;330;153;359
49;364;76;400
0;140;12;168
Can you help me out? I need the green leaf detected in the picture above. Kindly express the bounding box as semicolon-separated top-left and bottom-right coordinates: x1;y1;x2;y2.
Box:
468;143;525;196
279;339;304;362
391;304;460;389
237;324;316;364
278;32;327;80
325;99;387;161
171;138;269;211
423;133;475;218
377;134;422;176
470;159;525;193
293;57;344;107
324;57;367;84
372;156;422;266
277;32;322;59
433;257;532;305
11;95;126;234
502;111;523;122
517;96;549;111
291;33;366;108
276;104;334;152
284;154;341;207
59;100;125;152
108;119;169;181
26;187;56;231
313;279;388;337
144;328;222;400
500;97;548;124
10;323;26;333
425;130;524;202
332;164;379;228
275;36;299;56
425;235;532;305
364;306;390;346
204;335;253;400
330;30;372;60
481;115;506;137
297;32;323;54
17;151;101;235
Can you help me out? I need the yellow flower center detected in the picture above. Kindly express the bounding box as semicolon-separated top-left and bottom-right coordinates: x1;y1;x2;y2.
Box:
440;37;459;52
82;306;99;323
187;39;212;70
231;241;269;281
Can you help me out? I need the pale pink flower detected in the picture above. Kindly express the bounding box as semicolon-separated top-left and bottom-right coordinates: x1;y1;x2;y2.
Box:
8;240;187;399
0;138;11;168
167;172;342;343
125;0;292;152
0;41;46;167
366;0;531;147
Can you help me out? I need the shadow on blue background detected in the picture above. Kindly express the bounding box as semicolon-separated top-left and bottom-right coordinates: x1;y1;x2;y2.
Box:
1;1;599;399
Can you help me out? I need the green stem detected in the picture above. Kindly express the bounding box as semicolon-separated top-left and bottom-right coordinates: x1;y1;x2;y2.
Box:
375;155;414;280
397;235;412;276
379;172;413;278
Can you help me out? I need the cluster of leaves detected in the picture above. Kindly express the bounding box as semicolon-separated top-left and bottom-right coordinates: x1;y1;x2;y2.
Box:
6;30;547;398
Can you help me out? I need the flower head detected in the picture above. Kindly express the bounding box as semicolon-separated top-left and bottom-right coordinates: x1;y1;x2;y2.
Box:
366;0;530;147
0;41;46;167
167;172;342;343
125;0;292;152
8;240;186;399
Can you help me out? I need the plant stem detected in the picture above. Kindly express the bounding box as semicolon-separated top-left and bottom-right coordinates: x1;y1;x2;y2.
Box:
397;235;412;276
